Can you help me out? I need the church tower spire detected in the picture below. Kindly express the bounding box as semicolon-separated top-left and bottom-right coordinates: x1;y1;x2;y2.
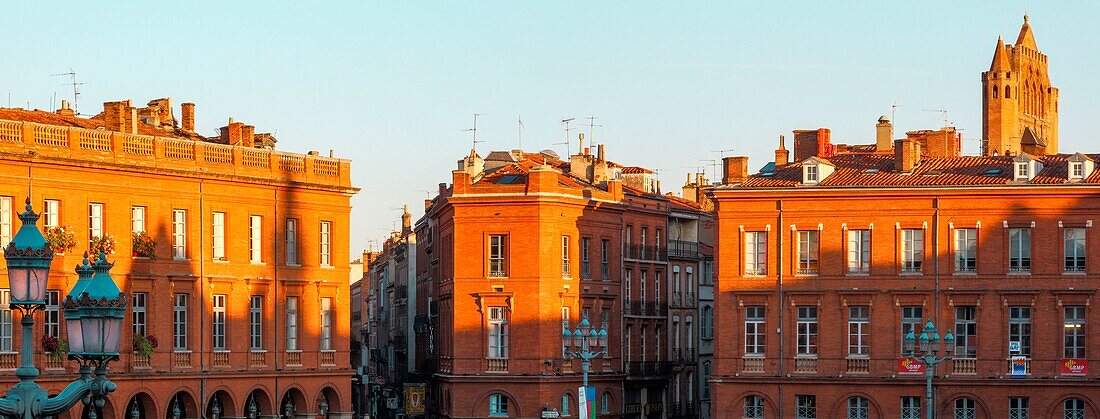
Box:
982;16;1059;156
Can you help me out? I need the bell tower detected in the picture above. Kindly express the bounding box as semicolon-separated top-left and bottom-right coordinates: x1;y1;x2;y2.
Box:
982;15;1059;156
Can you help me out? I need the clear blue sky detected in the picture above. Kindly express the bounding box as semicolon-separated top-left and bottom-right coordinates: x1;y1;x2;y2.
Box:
3;2;1098;255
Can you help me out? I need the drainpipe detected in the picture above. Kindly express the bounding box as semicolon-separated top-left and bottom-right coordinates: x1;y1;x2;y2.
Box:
199;180;207;416
775;199;784;418
932;197;941;325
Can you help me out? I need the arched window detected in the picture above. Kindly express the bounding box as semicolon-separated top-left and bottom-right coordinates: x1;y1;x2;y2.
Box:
993;85;999;99
743;396;765;419
1064;398;1086;419
953;398;975;419
561;393;572;416
600;391;611;414
847;397;869;419
1005;85;1011;99
489;394;509;417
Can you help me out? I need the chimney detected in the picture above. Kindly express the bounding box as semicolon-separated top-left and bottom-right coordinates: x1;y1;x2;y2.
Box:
221;119;244;145
682;173;698;202
876;115;894;152
722;156;750;184
56;100;75;118
242;125;256;148
181;102;195;132
401;205;412;235
774;135;789;167
894;139;922;173
793;129;833;161
102;100;134;133
528;165;559;194
597;144;606;161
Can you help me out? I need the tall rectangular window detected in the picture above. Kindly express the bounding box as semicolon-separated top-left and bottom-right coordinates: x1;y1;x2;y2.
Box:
285;218;298;265
489;234;508;277
640;271;647;302
954;306;977;357
250;295;263;350
320;297;333;350
44;291;59;339
901;306;923;354
561;307;570;356
0;197;10;249
796;395;817;419
88;203;103;239
1008;306;1031;356
745;232;767;275
600;239;610;280
797;306;818;356
1065;228;1086;272
561;235;571;277
581;237;590;278
798;230;820;275
173;294;188;350
0;290;10;351
1064;306;1086;359
745;306;765;355
848;306;869;356
249;215;262;263
132;292;147;338
848;229;870;273
1009;396;1029;419
212;294;226;350
954;228;977;272
131;206;146;234
1009;228;1031;272
43;199;60;229
900;397;921;419
625;270;632;301
641;228;647;258
624;326;631;362
172;209;187;259
901;229;923;272
320;221;332;266
488;306;509;358
286;297;299;350
212;212;226;260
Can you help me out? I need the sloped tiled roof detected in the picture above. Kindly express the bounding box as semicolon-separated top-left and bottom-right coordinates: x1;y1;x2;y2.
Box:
0;107;206;141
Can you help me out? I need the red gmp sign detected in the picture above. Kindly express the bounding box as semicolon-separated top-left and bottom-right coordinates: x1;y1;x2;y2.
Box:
1061;358;1088;375
898;357;925;374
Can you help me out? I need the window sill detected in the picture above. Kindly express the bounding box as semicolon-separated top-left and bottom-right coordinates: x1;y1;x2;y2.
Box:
285;263;301;268
899;272;923;276
1007;271;1031;276
846;272;869;277
251;349;267;353
1063;271;1087;276
320;265;335;270
952;271;977;276
173;350;192;354
250;261;266;266
173;257;190;262
213;349;230;353
213;259;229;264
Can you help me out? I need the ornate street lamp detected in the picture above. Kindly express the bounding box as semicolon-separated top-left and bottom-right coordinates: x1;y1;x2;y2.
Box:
0;199;125;419
904;320;956;419
562;316;608;416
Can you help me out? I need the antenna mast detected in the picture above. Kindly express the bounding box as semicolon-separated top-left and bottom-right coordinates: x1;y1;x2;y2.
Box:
922;107;949;128
561;118;576;156
51;68;84;114
584;116;602;152
517;116;524;150
891;102;903;125
463;113;487;152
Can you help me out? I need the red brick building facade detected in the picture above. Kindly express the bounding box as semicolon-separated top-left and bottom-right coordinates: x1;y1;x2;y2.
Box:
0;98;357;417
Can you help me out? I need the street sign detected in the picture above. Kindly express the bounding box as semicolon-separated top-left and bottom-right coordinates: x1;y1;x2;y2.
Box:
541;410;561;419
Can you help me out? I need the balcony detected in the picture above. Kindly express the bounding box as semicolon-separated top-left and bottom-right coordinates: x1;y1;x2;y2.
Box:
952;358;977;375
172;351;192;368
626;244;667;261
212;351;231;368
685;292;696;307
626;361;672;377
486;357;509;373
794;356;817;373
249;350;268;368
0;352;15;370
673;292;683;307
685;348;696;362
285;350;303;366
742;356;765;373
625;300;669;317
321;350;336;366
44;354;66;371
667;240;701;259
132;352;151;369
845;357;869;374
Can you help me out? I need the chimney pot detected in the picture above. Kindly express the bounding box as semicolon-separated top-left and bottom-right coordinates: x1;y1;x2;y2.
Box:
876;116;894;152
181;102;196;132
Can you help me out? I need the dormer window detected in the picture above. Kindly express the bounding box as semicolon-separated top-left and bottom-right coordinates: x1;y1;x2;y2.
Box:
1066;153;1093;182
805;166;818;182
1012;153;1043;182
1016;162;1029;178
1071;162;1084;178
801;157;834;185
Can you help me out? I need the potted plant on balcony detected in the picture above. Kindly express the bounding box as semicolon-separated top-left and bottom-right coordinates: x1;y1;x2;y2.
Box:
131;231;157;259
133;334;158;359
44;226;76;254
88;234;116;262
41;334;69;362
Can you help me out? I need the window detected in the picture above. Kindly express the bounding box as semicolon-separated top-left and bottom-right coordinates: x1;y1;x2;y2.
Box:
489;234;508;277
744;395;764;419
285;218;298;265
172;209;186;259
560;393;572;416
250;295;263;350
488;307;509;358
1065;228;1086;272
131;206;145;234
672;317;681;351
954;228;977;272
286;297;299;350
641;227;647;258
847;397;869;419
796;306;818;356
953;398;976;419
640;271;647;302
1064;398;1086;419
212;294;226;350
1009;228;1031;272
901;306;923;354
601;308;610;332
249;215;262;263
954;306;977;358
561;235;571;277
0;290;10;351
173;294;188;350
561;307;570;356
1008;306;1031;356
624;326;631;362
489;394;508;417
319;221;332;266
797;230;819;274
625;270;632;301
805;165;819;182
1064;306;1086;358
901;396;921;419
848;229;870;273
702;361;712;399
320;297;333;350
0;197;9;249
600;392;610;414
44;290;60;339
796;395;816;419
1009;397;1029;419
701;305;714;340
641;326;647;361
655;228;662;253
600;239;610;280
88;203;103;239
43;199;59;229
1016;162;1029;178
848;306;869;356
745;232;767;275
901;229;923;272
132;292;147;338
745;306;765;355
625;225;632;248
581;237;590;278
654;272;661;306
1071;162;1084;178
212;212;226;260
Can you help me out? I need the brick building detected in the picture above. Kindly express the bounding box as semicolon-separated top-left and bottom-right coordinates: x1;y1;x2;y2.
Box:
0;98;357;417
982;15;1059;157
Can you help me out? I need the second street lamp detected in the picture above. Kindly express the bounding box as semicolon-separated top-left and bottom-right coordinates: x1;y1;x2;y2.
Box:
904;320;955;419
562;317;607;417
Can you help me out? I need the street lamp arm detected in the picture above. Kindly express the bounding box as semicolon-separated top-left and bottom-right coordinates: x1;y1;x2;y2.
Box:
0;395;19;417
41;373;94;416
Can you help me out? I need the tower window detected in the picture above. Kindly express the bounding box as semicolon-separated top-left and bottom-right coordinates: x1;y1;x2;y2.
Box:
1005;85;1011;98
993;85;999;99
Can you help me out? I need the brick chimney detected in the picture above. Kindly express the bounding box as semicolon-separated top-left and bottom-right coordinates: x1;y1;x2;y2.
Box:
401;205;412;235
220;119;244;145
793;128;834;161
774;135;789;167
876;115;893;152
682;173;698;202
906;127;960;158
55;100;75;118
242;125;256;148
103;100;136;133
181;102;195;132
528;164;559;194
722;156;750;184
894;139;922;173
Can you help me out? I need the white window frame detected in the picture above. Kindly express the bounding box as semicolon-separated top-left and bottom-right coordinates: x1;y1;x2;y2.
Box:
320;221;332;266
561;235;571;277
797;230;820;275
132;292;147;338
901;229;923;273
797;306;818;356
172;209;187;259
901;396;921;419
212;212;226;260
1064;306;1086;359
489;234;507;277
250;295;263;350
43;199;59;229
0;290;10;352
212;294;226;351
249;215;262;263
88;203;103;239
954;228;977;272
131;206;145;234
173;294;188;350
0;197;10;249
286;297;299;350
285;218;298;265
848;229;870;273
44;290;60;339
745;306;765;355
320;297;333;350
745;231;767;276
848;306;869;356
1065;228;1086;272
1009;228;1031;272
488;307;509;358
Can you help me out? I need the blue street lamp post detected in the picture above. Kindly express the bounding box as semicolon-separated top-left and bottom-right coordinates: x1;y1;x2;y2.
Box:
562;317;608;416
0;198;126;419
904;320;956;419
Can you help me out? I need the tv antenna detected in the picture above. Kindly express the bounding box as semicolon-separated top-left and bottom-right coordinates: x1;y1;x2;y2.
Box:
891;102;903;124
517;116;524;150
584;116;602;151
922;107;949;128
561;118;576;156
463;113;487;152
51;68;84;114
700;159;718;178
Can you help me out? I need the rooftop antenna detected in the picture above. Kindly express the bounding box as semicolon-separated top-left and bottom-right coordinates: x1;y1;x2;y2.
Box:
712;149;735;158
517;116;524;150
561;118;575;156
700;159;718;178
891;101;903;125
51;68;84;114
922;107;949;128
463;113;487;152
584;116;602;151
